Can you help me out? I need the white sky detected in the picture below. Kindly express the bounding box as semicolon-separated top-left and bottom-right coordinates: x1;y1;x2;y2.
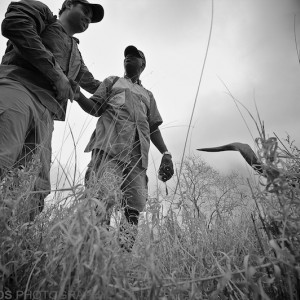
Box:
0;0;300;195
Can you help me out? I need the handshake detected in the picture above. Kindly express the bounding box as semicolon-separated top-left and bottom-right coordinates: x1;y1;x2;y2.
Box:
52;76;80;103
70;79;80;102
158;152;174;182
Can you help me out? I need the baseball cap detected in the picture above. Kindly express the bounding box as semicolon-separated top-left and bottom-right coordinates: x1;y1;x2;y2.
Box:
63;0;104;23
124;45;146;67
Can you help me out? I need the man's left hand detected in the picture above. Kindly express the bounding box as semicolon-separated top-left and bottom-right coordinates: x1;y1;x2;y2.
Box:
158;153;174;182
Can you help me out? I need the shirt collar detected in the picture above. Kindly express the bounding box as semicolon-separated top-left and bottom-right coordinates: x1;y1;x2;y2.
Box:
124;75;142;85
56;20;80;44
73;37;80;44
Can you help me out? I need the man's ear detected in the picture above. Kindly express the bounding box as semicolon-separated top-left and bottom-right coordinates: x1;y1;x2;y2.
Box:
65;0;73;9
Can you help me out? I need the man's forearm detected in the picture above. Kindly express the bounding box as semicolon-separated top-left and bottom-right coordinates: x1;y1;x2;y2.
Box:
75;92;100;116
150;127;168;154
76;63;101;94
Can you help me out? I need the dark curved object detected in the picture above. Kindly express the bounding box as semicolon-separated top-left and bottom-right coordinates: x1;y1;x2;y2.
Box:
197;142;263;174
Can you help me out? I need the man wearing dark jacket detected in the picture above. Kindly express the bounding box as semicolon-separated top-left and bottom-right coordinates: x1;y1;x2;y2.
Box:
0;0;103;221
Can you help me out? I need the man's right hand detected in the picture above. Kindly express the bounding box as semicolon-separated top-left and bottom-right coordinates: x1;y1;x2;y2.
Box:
69;79;80;102
52;75;74;102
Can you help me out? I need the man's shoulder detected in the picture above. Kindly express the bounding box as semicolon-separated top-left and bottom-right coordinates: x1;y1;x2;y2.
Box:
11;0;50;9
104;77;154;96
102;75;120;86
134;80;152;95
106;75;120;81
140;85;154;99
8;0;54;17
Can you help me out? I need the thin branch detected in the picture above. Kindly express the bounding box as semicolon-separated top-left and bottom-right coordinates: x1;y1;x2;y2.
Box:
173;0;214;199
294;14;300;64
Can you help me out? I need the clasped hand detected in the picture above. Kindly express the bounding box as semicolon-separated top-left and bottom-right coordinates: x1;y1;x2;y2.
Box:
52;76;80;102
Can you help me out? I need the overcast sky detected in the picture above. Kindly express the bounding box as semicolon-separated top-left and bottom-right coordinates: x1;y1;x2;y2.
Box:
0;0;300;195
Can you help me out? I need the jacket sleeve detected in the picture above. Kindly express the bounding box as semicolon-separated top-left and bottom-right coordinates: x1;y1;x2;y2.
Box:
1;0;66;84
76;58;101;94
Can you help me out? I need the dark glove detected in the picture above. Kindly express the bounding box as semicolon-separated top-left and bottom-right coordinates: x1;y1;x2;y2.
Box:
158;152;174;182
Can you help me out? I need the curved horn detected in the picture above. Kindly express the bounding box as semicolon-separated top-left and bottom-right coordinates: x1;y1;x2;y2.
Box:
197;142;263;174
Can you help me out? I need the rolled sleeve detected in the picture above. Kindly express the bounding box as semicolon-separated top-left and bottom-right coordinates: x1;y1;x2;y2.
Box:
148;91;163;130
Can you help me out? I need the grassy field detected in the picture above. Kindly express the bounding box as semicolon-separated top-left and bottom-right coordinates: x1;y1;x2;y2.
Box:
0;132;299;300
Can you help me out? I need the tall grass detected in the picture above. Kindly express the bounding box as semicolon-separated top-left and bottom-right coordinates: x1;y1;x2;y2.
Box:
0;124;299;299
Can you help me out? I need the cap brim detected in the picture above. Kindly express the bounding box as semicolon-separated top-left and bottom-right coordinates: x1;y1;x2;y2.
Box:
89;3;104;23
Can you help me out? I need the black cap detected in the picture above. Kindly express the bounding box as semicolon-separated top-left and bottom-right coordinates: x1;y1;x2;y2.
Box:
124;45;146;67
63;0;104;23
